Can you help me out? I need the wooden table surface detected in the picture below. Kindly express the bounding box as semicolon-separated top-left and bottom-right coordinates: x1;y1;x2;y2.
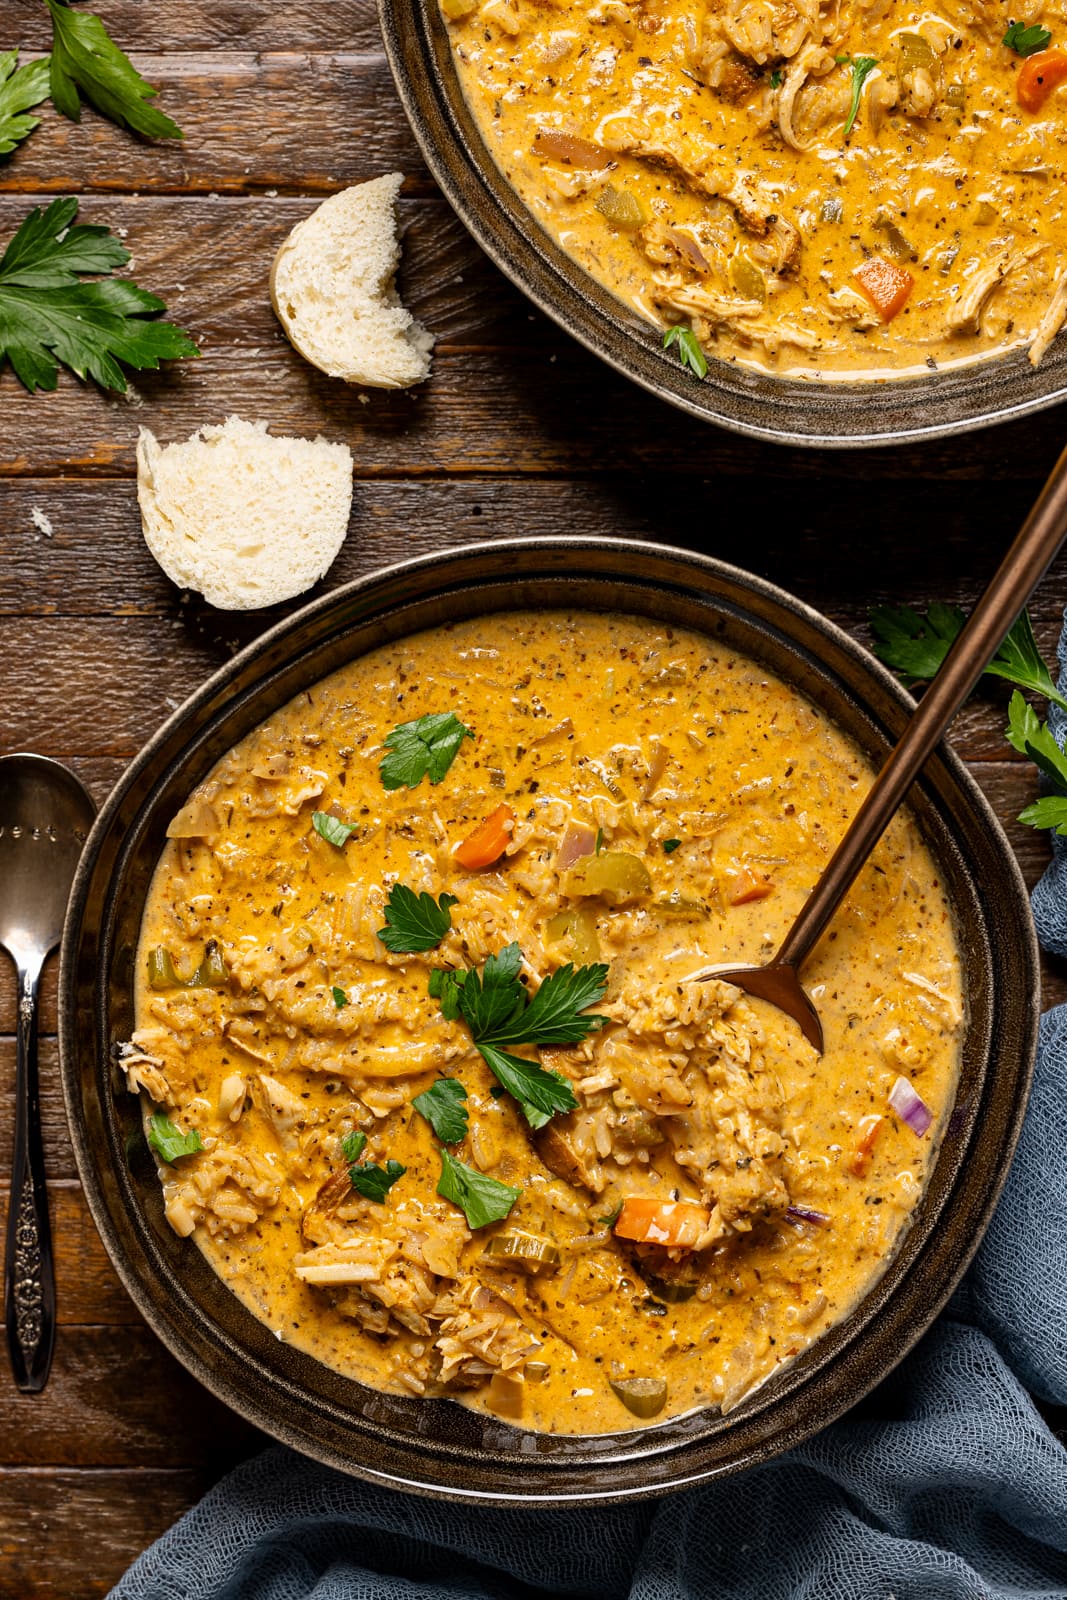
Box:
2;2;1067;1593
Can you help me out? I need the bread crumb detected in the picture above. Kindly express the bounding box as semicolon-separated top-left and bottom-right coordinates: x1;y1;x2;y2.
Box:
30;506;54;539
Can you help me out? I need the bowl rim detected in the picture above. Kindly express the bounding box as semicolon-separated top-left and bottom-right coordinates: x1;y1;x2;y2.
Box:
59;535;1040;1502
378;0;1067;448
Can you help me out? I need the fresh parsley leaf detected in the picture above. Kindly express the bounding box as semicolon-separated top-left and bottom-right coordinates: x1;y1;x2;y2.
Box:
1007;690;1067;792
770;67;783;87
477;1042;572;1129
663;838;681;854
332;985;348;1009
380;712;474;791
0;50;52;158
985;610;1067;712
428;965;467;1019
488;960;610;1049
44;0;183;140
870;604;1067;714
437;1147;520;1229
869;601;966;679
844;55;879;138
1003;19;1052;53
594;826;605;855
311;810;355;847
147;1113;202;1163
663;324;708;380
1019;794;1067;834
350;1159;406;1202
342;1129;405;1201
432;943;606;1126
413;1077;469;1143
599;1201;623;1227
451;942;526;1039
0;196;198;393
377;884;458;953
341;1130;367;1163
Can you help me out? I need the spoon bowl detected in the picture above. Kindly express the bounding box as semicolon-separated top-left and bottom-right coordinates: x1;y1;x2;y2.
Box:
0;753;96;1392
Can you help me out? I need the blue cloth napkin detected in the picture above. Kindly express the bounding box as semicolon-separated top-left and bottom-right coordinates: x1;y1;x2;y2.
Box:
110;636;1067;1600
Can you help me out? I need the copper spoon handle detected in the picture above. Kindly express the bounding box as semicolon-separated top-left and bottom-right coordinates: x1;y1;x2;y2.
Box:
778;441;1067;974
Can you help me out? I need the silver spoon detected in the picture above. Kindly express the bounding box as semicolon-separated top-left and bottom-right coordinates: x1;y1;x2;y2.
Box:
693;443;1067;1054
0;754;96;1392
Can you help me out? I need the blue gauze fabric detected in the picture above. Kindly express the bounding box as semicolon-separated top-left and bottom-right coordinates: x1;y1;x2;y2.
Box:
110;629;1067;1600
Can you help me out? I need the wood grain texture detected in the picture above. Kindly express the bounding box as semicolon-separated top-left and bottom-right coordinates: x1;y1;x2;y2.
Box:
0;1324;266;1467
0;1468;216;1600
0;193;1064;481
11;0;382;52
0;54;428;196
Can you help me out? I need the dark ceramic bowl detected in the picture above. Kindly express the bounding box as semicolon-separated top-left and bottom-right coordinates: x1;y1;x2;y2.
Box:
378;0;1067;447
61;538;1037;1503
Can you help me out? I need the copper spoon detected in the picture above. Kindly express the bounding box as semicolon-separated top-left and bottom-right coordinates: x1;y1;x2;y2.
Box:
693;444;1067;1053
0;754;96;1392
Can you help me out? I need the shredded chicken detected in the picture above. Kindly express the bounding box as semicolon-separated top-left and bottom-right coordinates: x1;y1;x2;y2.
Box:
1029;268;1067;367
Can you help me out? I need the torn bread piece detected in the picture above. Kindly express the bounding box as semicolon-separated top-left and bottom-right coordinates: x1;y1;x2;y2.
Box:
270;174;434;388
137;416;353;610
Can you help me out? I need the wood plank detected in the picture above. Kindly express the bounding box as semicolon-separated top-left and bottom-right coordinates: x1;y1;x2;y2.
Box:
7;472;1067;616
0;53;429;197
13;1;382;52
0;196;1064;481
0;1325;265;1467
0;1183;140;1326
0;1467;215;1599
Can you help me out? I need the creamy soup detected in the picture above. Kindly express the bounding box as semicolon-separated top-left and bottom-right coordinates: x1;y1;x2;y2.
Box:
127;613;962;1434
440;0;1067;380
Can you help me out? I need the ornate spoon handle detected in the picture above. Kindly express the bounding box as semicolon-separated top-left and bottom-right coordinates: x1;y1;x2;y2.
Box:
4;960;55;1393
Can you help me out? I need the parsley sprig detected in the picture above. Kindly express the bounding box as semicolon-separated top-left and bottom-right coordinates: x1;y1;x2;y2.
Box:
1003;19;1052;54
377;884;458;954
1007;691;1067;834
147;1113;202;1163
437;1147;520;1229
342;1130;406;1203
871;601;1067;837
663;324;707;380
413;1077;469;1144
380;712;473;791
0;51;52;158
844;55;879;139
44;0;183;140
312;811;355;847
429;943;608;1127
0;197;198;392
870;603;1067;713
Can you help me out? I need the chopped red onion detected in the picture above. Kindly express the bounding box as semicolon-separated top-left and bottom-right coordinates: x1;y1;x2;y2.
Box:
785;1204;831;1228
888;1075;932;1137
555;821;597;872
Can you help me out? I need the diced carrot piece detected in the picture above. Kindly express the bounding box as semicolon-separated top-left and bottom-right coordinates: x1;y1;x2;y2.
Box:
853;256;915;322
1016;48;1067;112
849;1114;884;1177
613;1198;711;1249
725;867;775;906
454;802;515;870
